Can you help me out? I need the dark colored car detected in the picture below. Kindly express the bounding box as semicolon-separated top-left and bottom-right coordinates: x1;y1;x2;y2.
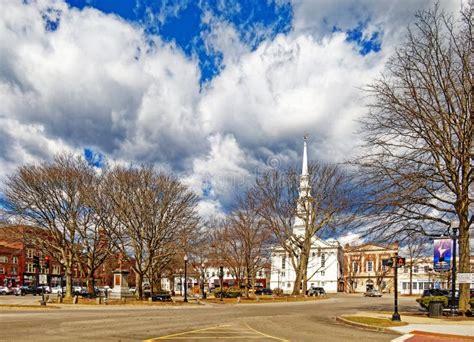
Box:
421;289;449;297
308;287;325;296
15;286;44;296
151;293;172;302
255;288;273;296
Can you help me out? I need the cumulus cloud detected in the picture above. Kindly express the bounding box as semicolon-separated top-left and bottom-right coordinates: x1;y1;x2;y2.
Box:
0;0;463;218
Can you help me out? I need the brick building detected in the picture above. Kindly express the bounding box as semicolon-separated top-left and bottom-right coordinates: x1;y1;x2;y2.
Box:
343;242;399;293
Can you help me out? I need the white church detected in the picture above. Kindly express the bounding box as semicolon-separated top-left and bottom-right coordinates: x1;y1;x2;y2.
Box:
269;138;344;293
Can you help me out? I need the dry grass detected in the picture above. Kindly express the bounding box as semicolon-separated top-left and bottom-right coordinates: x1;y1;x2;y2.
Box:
0;304;59;309
343;316;408;327
204;295;327;304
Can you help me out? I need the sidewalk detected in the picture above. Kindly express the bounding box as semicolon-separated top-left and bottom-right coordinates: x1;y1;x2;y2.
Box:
349;311;474;340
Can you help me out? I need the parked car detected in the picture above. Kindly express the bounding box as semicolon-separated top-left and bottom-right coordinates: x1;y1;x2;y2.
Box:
308;287;325;296
0;286;14;295
50;286;64;295
255;288;273;296
151;293;172;302
33;285;51;294
129;287;136;294
14;286;38;296
364;289;382;297
421;289;449;297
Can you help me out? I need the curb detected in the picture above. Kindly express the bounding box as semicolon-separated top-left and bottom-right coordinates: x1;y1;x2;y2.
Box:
335;316;401;335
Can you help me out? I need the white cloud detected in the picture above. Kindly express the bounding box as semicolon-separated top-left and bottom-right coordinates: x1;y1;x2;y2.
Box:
0;0;465;220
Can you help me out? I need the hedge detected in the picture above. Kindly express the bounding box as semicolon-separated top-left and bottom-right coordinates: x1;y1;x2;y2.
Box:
416;296;448;309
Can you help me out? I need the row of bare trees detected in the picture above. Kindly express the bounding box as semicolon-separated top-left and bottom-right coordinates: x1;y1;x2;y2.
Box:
4;154;200;299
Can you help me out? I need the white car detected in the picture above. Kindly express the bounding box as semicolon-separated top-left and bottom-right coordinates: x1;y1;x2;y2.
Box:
51;286;63;294
0;286;14;295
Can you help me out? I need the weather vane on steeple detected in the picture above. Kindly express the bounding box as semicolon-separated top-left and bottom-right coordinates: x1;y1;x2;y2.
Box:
304;132;309;141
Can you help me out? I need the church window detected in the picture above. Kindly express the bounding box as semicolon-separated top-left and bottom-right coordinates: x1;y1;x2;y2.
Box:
282;256;286;269
321;254;326;267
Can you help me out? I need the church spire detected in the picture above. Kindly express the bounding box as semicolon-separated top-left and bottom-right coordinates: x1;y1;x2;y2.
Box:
302;134;308;176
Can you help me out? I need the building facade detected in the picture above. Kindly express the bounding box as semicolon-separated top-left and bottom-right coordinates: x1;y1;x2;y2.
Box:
343;242;398;293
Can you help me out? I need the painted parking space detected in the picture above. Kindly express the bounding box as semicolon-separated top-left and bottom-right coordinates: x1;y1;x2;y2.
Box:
144;323;289;341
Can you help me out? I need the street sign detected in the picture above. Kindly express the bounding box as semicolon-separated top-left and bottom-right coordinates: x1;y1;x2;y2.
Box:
457;273;474;284
39;274;47;285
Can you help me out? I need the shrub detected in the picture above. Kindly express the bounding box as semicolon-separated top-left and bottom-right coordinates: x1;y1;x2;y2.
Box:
213;287;241;298
416;296;448;310
470;298;474;309
272;288;284;296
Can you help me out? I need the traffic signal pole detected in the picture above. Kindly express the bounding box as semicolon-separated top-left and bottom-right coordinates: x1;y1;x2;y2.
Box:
392;257;400;321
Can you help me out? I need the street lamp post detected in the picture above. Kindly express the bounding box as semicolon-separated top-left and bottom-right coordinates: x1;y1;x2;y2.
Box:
450;225;458;316
201;262;206;300
179;268;183;296
219;266;224;302
184;255;188;303
392;255;401;321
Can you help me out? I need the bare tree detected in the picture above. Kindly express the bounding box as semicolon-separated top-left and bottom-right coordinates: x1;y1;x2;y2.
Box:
402;235;429;295
353;4;472;312
253;163;356;295
5;154;92;298
101;165;200;300
227;194;272;298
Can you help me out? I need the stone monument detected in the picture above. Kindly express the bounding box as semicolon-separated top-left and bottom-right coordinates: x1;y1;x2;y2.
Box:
109;269;133;299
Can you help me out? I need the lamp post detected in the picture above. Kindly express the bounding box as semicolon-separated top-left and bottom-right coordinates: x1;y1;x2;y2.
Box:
179;268;183;296
201;262;206;300
449;224;458;316
183;255;188;303
219;266;224;302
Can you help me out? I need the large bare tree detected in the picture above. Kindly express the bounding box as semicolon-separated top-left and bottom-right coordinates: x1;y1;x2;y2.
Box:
5;154;93;298
253;163;356;295
101;165;200;300
353;4;472;312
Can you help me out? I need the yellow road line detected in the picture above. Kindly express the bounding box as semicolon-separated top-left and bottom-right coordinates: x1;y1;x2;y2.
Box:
144;325;231;341
244;323;289;342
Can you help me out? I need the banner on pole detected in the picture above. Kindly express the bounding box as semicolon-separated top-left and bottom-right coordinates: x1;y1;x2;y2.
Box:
433;239;452;272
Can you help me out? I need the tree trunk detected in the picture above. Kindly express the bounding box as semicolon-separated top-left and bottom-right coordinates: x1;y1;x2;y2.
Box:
292;265;303;295
65;269;73;298
135;272;143;300
458;221;470;313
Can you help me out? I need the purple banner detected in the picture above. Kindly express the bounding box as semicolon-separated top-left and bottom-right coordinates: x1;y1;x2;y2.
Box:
433;239;452;272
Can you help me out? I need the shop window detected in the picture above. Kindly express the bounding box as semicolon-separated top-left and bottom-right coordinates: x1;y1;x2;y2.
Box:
402;282;407;290
413;282;417;290
26;263;34;273
12;257;18;264
11;267;17;275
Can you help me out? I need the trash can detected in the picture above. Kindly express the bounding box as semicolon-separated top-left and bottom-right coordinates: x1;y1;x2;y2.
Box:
428;300;443;317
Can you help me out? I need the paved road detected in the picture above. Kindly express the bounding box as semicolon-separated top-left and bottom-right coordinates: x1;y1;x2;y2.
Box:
0;294;418;341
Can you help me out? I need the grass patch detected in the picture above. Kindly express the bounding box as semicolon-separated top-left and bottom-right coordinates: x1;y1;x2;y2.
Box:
343;316;408;327
0;304;59;309
204;295;327;304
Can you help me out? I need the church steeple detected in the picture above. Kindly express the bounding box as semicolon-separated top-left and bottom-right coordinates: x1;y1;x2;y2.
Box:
293;135;312;236
299;135;311;198
302;134;308;176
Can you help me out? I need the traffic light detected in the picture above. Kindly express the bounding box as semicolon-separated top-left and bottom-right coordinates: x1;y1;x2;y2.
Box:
44;256;50;269
33;256;40;270
396;257;406;267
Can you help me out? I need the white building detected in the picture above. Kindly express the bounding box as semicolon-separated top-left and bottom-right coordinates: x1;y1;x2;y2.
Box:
269;138;343;294
398;257;450;295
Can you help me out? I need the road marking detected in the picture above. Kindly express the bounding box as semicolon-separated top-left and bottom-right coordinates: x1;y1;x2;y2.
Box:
144;323;289;341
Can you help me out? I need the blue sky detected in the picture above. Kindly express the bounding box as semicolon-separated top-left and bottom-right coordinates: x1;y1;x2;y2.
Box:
0;0;460;219
65;0;294;83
